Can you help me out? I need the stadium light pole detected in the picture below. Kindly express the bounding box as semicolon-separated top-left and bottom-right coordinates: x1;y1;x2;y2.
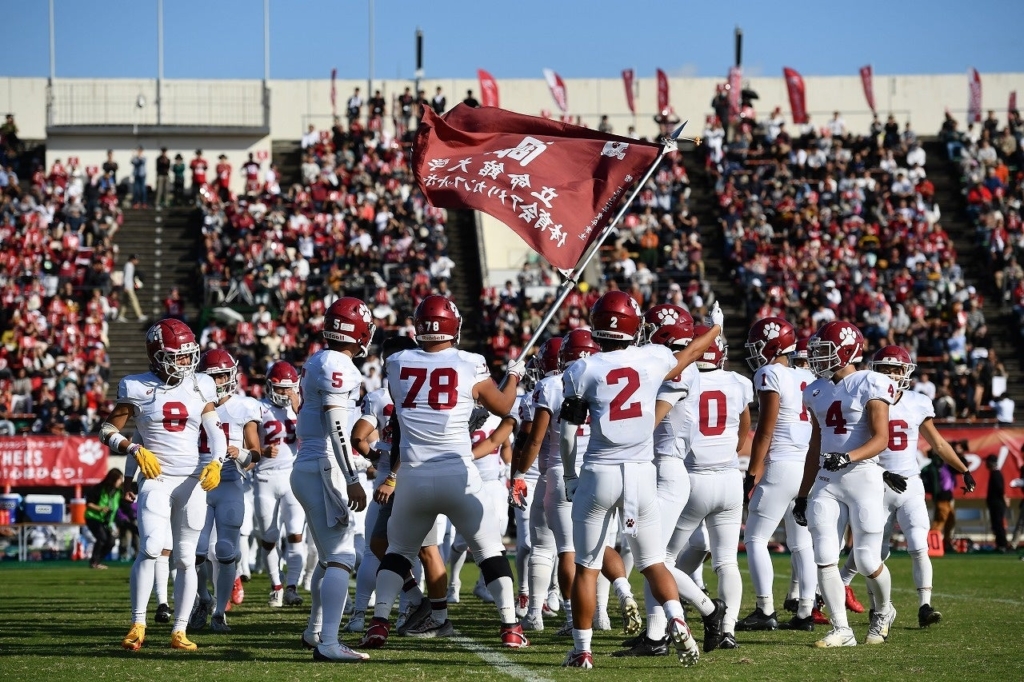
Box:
263;0;270;84
157;0;164;125
368;0;374;97
48;0;55;83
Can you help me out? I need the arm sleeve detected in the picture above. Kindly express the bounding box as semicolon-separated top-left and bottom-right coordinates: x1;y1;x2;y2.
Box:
559;418;579;477
202;410;228;464
323;406;360;485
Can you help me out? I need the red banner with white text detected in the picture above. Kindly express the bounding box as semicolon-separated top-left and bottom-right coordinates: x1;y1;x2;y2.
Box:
543;68;568;113
477;69;499;109
0;436;109;487
622;68;636;115
728;66;742;118
656;68;670;113
968;68;983;123
783;67;808;124
860;65;876;113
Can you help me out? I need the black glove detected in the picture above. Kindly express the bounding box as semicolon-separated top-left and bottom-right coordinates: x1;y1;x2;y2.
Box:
822;452;851;472
882;471;908;494
468;406;489;433
743;473;756;506
793;496;808;527
961;470;976;494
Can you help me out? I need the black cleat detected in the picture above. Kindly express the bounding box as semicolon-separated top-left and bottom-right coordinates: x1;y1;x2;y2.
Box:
718;633;739;649
918;604;942;628
783;597;799;613
735;607;778;631
620;628;647;648
611;635;670;657
779;614;815;631
702;598;727;653
155;603;171;623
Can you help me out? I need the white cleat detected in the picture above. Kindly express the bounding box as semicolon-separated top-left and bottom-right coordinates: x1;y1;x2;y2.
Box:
594;610;612;631
546;589;561;613
268;588;284;608
515;593;529;620
313;642;369;662
301;630;321;650
446;582;461;604
343;611;366;633
669;618;700;667
619;595;643;637
865;606;897;645
521;613;544;631
815;626;858;648
473;581;495;603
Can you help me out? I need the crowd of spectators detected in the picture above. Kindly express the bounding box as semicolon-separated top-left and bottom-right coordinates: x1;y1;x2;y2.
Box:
707;105;1004;420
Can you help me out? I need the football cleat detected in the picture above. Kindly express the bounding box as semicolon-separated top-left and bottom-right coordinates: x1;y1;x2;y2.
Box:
619;594;643;637
446;581;461;604
736;607;779;631
611;635;670;657
268;587;284;608
780;614;815;631
555;621;573;637
621;628;647;648
815;626;857;648
546;589;561;613
344;611;366;633
284;586;304;606
473;581;495;603
865;606;897;644
155;603;171;623
188;597;213;630
719;633;739;649
231;577;245;605
343;598;354;615
397;598;432;636
783;597;799;613
701;599;727;653
358;619;391;649
593;610;612;631
170;630;197;651
301;630;321;650
405;617;455;639
210;614;231;633
121;624;146;651
562;649;594;668
918;604;942;628
521;613;544;631
500;623;529;648
669;618;700;667
313;642;370;662
845;585;865;613
812;608;830;625
515;594;529;619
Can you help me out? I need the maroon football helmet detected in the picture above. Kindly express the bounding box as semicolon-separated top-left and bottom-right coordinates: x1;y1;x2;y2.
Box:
199;348;238;397
558;329;601;370
870;345;916;391
745;316;798;371
791;337;810;365
649;323;692;351
808;320;864;378
266;361;300;407
590;291;643;343
692;323;727;370
324;296;375;357
643;304;694;345
146;318;199;381
536;337;563;376
414;295;462;343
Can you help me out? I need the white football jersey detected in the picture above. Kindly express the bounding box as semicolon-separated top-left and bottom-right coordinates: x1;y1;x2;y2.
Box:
207;395;262;482
356;384;395;479
654;363;700;459
753;363;815;463
386;347;491;469
296;349;362;464
562;345;676;464
533;372;591;473
878;389;935;477
117;371;218;476
685;369;753;471
804;370;897;464
472;413;504;481
256;399;299;473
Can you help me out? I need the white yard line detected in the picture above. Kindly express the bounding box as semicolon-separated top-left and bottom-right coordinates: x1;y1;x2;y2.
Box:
890;587;1023;606
450;631;553;682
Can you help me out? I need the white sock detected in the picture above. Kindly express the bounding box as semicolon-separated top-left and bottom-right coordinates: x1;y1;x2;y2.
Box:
669;565;714;616
237;534;251;578
910;549;933;606
662;599;685;623
265;544;282;587
307;562;325;634
612;576;633;601
516;544;530;597
373;567;405;620
320;566;350;646
690;562;705;590
620;542;634;579
797;598;814;619
792;546;817;603
562;598;573;626
154;554;169;604
596;573;611;615
449;548;468;589
717;564;743;633
131;555;156;624
817;565;848;629
215;559;235;616
486;575;517;624
353;549;379;612
647;609;668;640
284;541;305;588
172;560;199;632
746;540;775;605
756;595;775;615
864;564;892;616
196;559;212;601
527;551;553;617
839;553;858;586
572;627;593;653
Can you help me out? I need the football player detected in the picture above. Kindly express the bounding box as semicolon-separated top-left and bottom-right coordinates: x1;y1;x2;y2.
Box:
101;319;228;651
796;321;898;648
559;292;724;669
291;297;372;662
839;346;976;627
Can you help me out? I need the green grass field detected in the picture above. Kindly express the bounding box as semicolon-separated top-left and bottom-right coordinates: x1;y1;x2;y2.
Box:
0;554;1020;681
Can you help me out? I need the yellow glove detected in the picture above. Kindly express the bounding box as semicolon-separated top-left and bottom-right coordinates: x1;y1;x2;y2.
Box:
129;444;162;480
199;460;222;491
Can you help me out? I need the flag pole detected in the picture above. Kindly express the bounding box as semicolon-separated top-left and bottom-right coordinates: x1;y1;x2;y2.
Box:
513;122;688;362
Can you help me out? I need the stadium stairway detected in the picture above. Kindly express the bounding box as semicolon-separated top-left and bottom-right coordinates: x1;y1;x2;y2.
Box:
105;207;201;394
271;140;303;188
923;138;1024;408
445;209;485;355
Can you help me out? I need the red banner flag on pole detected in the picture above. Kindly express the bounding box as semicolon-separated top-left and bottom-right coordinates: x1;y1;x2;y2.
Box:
542;68;568;113
413;105;660;270
477;69;499;109
656;68;670;113
728;66;742;118
860;65;876;113
622;68;636;115
783;67;808;124
330;68;337;117
1010;90;1018;115
968;68;983;123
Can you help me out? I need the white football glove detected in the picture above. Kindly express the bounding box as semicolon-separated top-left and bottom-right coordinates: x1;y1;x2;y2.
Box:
707;301;724;329
564;475;579;502
506;359;528;381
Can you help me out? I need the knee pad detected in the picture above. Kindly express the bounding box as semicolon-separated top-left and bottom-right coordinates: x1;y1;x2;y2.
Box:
379;552;413;578
852;545;881;578
479;554;513;584
141;535;165;560
215;538;238;564
261;527;282;546
175;554;195;571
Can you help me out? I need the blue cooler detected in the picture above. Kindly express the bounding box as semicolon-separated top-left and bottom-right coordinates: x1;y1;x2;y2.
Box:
0;493;21;523
22;495;66;522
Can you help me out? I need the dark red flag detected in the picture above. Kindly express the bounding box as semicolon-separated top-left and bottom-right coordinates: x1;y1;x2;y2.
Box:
968;68;983;123
783;67;808;124
543;68;568;113
477;69;499;108
622;68;636;114
860;65;876;113
656;68;669;112
1010;90;1018;116
413;105;660;270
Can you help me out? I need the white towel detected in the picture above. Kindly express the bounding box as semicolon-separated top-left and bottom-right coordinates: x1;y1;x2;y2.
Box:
621;463;640;538
319;459;351;528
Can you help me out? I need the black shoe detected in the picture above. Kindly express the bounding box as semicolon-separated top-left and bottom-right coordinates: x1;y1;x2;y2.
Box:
718;633;739;649
783;597;799;613
155;603;171;623
779;614;814;631
735;607;778;631
611;635;670;657
397;598;432;636
621;628;647;648
239;574;251;583
702;598;727;653
918;604;942;628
